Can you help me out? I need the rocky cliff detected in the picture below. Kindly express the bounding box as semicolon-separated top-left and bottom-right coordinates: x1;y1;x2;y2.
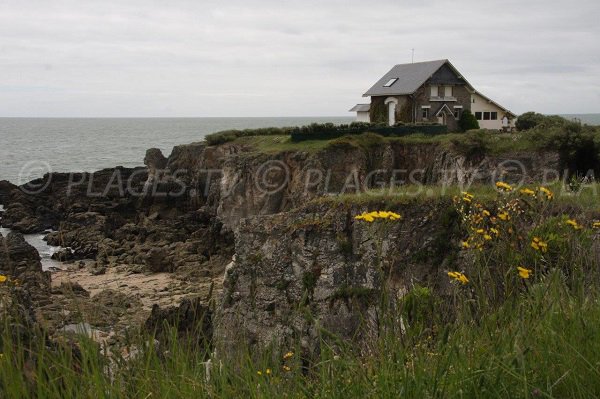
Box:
0;137;561;354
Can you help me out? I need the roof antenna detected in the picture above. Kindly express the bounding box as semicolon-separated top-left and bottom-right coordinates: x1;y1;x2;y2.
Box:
411;48;415;63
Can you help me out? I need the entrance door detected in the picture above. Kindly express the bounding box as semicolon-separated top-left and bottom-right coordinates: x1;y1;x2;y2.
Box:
388;102;396;126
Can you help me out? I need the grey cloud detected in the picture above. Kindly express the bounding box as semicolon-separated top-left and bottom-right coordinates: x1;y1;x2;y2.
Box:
0;0;599;116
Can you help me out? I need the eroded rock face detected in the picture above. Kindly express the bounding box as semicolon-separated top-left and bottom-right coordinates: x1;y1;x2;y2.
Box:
213;200;462;360
0;232;50;302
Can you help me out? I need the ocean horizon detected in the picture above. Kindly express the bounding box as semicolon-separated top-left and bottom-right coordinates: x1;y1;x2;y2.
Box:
1;114;598;184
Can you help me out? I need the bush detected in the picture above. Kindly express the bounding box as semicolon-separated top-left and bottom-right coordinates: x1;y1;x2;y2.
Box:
450;130;492;159
516;111;568;131
204;126;295;145
458;109;479;131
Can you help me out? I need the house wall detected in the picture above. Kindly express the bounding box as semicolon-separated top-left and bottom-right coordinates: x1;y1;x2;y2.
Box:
412;84;472;132
470;92;513;130
369;95;412;125
356;111;370;123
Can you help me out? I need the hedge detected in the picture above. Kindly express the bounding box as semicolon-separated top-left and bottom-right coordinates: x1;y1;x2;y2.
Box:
290;123;448;142
204;122;448;145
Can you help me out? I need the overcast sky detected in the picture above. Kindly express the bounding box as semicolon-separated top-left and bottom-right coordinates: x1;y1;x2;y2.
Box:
1;0;599;117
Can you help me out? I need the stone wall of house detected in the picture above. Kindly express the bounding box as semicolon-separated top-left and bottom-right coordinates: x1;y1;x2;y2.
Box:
412;84;472;131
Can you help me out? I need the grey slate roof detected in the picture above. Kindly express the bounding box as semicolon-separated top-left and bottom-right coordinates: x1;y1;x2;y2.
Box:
349;104;370;112
363;59;448;97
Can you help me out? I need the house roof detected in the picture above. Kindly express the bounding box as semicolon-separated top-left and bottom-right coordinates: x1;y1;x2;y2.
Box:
349;104;370;112
363;59;448;97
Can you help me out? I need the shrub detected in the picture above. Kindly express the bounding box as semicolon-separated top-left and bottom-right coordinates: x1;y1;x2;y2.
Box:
450;130;492;159
458;109;479;131
516;112;567;131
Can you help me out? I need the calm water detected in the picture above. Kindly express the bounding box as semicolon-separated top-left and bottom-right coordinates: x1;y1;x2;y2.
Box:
0;117;354;184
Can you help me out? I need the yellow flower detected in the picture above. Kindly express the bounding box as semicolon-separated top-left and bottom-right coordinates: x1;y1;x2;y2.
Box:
520;188;536;196
462;192;474;199
447;271;469;285
498;212;510;221
490;228;499;236
495;181;513;192
462;196;472;203
565;219;583;230
283;351;294;360
531;237;548;253
593;221;600;229
482;210;491;217
476;229;485;234
0;275;6;283
517;266;532;279
355;210;401;222
266;368;272;375
483;234;492;241
538;186;554;200
283;365;291;372
257;371;263;376
460;241;470;249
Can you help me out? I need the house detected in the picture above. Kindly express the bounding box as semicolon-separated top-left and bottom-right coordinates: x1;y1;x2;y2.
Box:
350;59;516;131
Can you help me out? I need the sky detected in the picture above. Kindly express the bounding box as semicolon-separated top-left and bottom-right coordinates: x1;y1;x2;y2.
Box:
1;0;599;117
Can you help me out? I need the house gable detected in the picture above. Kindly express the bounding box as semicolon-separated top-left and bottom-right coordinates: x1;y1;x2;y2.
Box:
427;63;465;86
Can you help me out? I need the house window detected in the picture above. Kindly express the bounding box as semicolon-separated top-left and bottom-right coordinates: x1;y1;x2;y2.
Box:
422;108;429;119
475;112;482;120
430;85;438;97
383;78;398;87
453;109;460;119
490;112;498;120
483;112;491;120
444;86;453;97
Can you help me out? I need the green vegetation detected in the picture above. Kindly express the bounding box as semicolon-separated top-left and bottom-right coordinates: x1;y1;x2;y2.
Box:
458;109;480;131
516;111;568;131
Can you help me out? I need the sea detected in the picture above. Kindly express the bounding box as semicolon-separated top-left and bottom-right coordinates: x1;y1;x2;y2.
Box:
0;117;355;184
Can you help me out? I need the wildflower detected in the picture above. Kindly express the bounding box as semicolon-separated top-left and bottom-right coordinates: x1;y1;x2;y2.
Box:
283;365;291;372
0;275;6;283
593;221;600;229
447;271;469;285
266;368;272;375
483;234;492;241
476;228;485;234
531;237;548;253
354;210;401;222
565;219;583;230
538;186;554;200
517;266;532;279
283;351;294;360
460;241;470;249
520;188;536;196
257;371;263;376
495;181;513;192
490;228;499;236
498;212;510;221
482;210;491;217
461;192;474;203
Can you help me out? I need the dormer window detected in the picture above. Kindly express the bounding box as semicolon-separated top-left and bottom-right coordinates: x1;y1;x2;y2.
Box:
444;86;453;97
383;78;398;87
431;85;439;97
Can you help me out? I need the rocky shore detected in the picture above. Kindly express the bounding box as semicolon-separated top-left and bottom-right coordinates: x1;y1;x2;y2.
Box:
0;138;560;356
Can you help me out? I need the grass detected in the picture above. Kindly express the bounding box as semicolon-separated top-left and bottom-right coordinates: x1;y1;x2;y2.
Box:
3;275;600;397
314;182;600;212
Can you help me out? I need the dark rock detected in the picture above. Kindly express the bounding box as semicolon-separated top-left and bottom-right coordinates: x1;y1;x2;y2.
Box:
144;297;212;348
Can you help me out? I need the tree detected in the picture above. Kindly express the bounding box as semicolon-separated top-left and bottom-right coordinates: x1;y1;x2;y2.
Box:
458;110;479;131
